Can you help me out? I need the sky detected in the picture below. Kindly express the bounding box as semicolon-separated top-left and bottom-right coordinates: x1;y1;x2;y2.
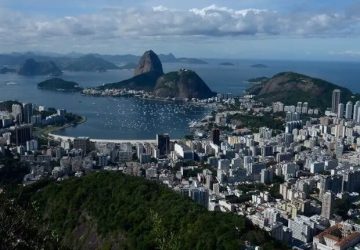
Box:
0;0;360;60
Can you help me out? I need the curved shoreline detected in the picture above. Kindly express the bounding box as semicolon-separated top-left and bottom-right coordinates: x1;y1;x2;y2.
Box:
48;133;159;144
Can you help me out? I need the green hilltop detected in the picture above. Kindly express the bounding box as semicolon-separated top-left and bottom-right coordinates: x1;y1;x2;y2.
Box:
5;172;286;250
247;72;356;110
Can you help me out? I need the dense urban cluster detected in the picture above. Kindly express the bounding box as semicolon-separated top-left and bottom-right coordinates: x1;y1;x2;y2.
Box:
2;89;360;249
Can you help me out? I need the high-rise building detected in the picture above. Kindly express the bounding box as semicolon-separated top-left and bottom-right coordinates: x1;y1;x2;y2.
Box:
156;133;170;157
321;191;334;219
22;103;33;124
353;101;360;121
332;89;341;114
212;128;220;146
10;124;33;146
12;104;23;123
337;103;344;118
345;101;353;119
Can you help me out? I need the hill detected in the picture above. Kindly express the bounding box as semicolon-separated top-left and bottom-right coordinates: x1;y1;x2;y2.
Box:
37;78;82;92
247;72;355;110
98;71;161;91
62;55;119;72
98;51;215;99
18;58;62;76
12;172;285;250
154;69;216;99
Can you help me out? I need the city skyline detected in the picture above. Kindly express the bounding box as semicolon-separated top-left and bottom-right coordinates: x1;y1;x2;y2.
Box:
0;0;360;60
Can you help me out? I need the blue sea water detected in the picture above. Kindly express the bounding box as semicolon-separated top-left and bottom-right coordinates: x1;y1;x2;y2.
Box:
0;59;359;139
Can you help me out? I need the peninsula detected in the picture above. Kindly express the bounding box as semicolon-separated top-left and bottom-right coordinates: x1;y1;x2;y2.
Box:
84;50;216;100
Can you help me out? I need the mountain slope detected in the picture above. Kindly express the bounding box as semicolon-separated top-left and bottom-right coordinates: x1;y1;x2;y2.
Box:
98;71;161;91
18;59;62;76
247;72;354;109
16;172;285;250
63;55;119;72
154;69;216;99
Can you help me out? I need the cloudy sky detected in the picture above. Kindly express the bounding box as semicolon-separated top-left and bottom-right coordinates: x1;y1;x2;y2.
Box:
0;0;360;60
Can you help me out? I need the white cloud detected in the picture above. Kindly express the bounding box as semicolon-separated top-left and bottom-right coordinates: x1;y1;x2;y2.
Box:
0;4;359;46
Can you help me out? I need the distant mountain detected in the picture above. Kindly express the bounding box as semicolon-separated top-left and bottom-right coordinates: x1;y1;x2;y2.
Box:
154;69;216;99
62;55;119;72
37;78;82;92
158;53;208;64
18;59;62;76
0;67;16;74
247;72;355;109
0;51;208;68
98;51;215;99
251;64;268;68
118;62;137;70
177;57;208;64
220;62;235;66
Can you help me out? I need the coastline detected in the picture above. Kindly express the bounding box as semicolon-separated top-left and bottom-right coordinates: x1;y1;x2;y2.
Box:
35;115;87;140
48;133;160;144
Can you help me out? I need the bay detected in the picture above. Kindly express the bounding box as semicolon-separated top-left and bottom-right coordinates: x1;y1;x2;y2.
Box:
0;59;359;139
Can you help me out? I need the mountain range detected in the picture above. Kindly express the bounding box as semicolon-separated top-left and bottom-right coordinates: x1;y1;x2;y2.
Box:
0;51;208;71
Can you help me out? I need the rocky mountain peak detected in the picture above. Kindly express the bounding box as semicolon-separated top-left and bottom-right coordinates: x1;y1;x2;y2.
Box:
134;50;164;76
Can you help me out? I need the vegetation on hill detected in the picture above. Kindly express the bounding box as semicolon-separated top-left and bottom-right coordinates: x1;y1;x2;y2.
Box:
37;78;82;92
154;69;216;99
247;72;356;110
9;172;286;250
99;71;161;92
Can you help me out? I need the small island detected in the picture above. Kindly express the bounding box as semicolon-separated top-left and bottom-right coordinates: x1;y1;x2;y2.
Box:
251;64;268;68
247;76;269;83
38;78;83;92
0;67;16;74
219;62;235;66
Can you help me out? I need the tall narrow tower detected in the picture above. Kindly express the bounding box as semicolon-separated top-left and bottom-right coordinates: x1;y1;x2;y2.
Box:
321;191;334;219
332;89;341;114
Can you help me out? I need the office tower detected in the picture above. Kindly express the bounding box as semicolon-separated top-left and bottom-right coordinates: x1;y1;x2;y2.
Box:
22;103;33;124
337;103;344;118
345;101;353;119
12;104;23;123
302;102;308;114
212;128;220;146
321;191;334;219
332;89;341;113
156;133;170;157
353;101;360;121
10;124;33;146
357;108;360;123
